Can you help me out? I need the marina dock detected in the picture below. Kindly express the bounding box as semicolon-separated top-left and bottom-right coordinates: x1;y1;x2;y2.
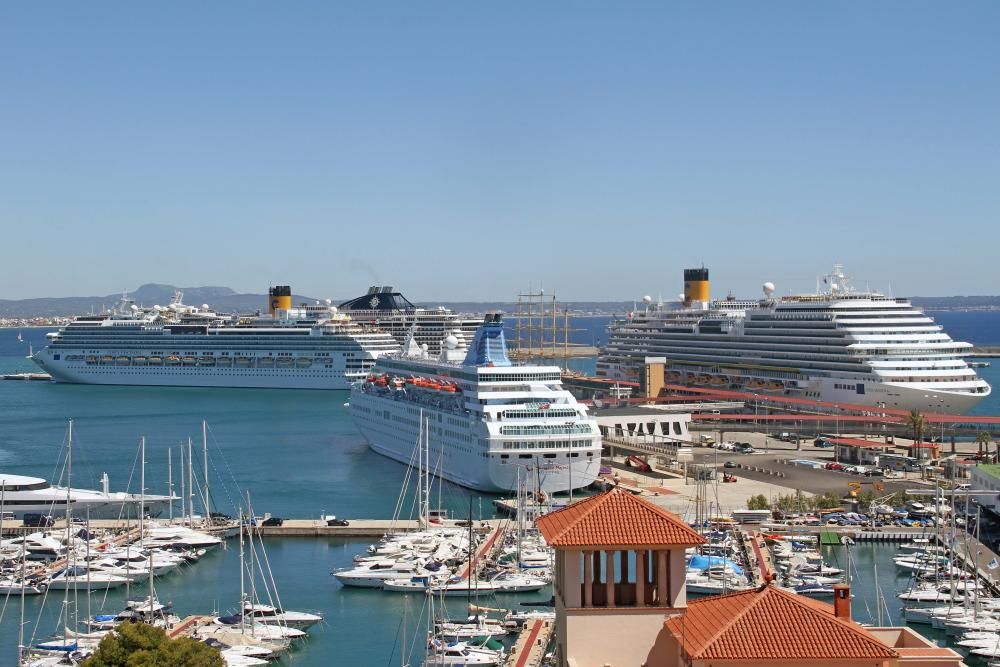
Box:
510;618;554;667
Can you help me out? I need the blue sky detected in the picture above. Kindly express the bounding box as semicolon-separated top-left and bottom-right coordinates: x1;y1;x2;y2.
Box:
1;2;998;301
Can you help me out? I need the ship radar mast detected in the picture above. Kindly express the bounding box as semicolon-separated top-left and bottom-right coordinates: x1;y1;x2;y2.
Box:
822;264;854;296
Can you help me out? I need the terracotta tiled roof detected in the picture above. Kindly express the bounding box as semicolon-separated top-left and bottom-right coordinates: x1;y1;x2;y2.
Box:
665;584;897;661
535;489;705;548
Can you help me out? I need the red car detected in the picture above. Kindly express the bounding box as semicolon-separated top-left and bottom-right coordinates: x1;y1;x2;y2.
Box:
825;462;845;471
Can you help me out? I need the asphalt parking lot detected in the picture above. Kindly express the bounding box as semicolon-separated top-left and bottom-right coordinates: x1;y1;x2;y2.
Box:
689;434;920;496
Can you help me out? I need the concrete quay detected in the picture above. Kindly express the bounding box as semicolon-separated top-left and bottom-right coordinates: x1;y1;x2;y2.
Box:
250;518;505;538
509;618;554;667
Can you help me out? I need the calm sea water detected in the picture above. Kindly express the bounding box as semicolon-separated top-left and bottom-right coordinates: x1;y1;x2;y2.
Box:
1;312;998;664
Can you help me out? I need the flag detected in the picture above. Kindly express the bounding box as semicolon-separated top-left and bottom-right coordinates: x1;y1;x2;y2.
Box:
988;558;999;570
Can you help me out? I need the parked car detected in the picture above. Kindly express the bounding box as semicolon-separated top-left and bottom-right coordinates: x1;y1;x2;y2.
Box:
814;438;833;448
324;515;349;527
261;516;284;527
724;461;737;469
22;513;55;527
824;462;845;471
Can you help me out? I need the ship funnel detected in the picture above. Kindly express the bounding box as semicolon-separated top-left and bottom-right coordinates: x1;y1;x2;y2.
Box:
269;285;292;317
683;268;710;306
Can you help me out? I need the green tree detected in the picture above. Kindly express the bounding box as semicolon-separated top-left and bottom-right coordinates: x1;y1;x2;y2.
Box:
907;409;927;445
82;622;224;667
815;492;843;510
747;494;770;510
977;432;992;461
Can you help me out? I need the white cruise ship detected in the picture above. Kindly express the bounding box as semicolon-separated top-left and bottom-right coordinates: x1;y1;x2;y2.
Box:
0;472;172;520
338;286;484;356
350;315;603;494
598;266;991;414
30;286;400;390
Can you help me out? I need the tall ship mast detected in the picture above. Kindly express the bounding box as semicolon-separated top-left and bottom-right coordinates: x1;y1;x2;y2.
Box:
337;286;484;356
30;286;400;390
597;265;991;414
350;314;602;494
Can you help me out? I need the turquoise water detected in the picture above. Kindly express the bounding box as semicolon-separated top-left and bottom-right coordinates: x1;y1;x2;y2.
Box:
1;316;999;665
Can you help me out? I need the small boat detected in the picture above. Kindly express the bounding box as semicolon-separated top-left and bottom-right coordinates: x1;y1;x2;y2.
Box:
234;357;252;367
295;357;312;367
165;356;180;365
212;616;306;640
148;356;162;365
258;357;275;368
241;602;322;628
101;355;115;364
276;357;294;367
426;639;505;665
85;355;98;364
0;577;46;595
181;356;197;366
217;356;233;366
198;356;216;366
116;356;130;365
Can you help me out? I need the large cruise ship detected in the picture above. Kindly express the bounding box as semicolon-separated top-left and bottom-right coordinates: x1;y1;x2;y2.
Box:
350;315;603;494
338;286;484;356
30;286;401;389
597;266;991;414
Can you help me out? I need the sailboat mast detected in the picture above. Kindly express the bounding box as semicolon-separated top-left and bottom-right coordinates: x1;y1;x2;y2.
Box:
167;448;173;522
64;419;73;646
187;437;194;523
417;415;423;527
424;417;430;525
203;419;211;521
140;436;146;544
179;445;186;524
239;502;246;634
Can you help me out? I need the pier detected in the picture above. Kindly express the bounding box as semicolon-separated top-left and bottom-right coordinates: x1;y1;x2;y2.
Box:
510;618;554;667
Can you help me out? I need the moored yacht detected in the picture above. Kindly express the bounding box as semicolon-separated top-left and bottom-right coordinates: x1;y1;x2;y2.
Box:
0;472;172;521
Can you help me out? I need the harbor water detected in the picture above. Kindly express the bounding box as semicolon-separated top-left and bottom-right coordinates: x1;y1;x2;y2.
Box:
2;314;1000;665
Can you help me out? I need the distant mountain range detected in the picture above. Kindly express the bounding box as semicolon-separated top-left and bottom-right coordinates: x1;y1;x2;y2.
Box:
1;284;999;318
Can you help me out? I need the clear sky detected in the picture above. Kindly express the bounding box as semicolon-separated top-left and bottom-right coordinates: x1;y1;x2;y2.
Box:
1;2;998;302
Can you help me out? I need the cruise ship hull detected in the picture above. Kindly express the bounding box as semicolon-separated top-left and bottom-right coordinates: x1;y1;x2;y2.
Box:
352;392;601;495
33;357;358;390
362;430;601;494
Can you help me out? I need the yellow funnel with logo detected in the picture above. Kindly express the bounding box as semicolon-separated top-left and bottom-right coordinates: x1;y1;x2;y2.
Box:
683;268;709;305
269;285;292;317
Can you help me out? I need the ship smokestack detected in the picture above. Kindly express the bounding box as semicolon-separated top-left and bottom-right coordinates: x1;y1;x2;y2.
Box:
683;268;709;307
269;285;292;318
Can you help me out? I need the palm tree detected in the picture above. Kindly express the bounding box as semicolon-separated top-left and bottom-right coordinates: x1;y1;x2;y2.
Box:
977;431;992;462
907;409;927;445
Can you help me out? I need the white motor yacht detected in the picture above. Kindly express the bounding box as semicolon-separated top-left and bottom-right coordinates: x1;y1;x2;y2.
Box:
241;602;323;628
46;566;131;590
